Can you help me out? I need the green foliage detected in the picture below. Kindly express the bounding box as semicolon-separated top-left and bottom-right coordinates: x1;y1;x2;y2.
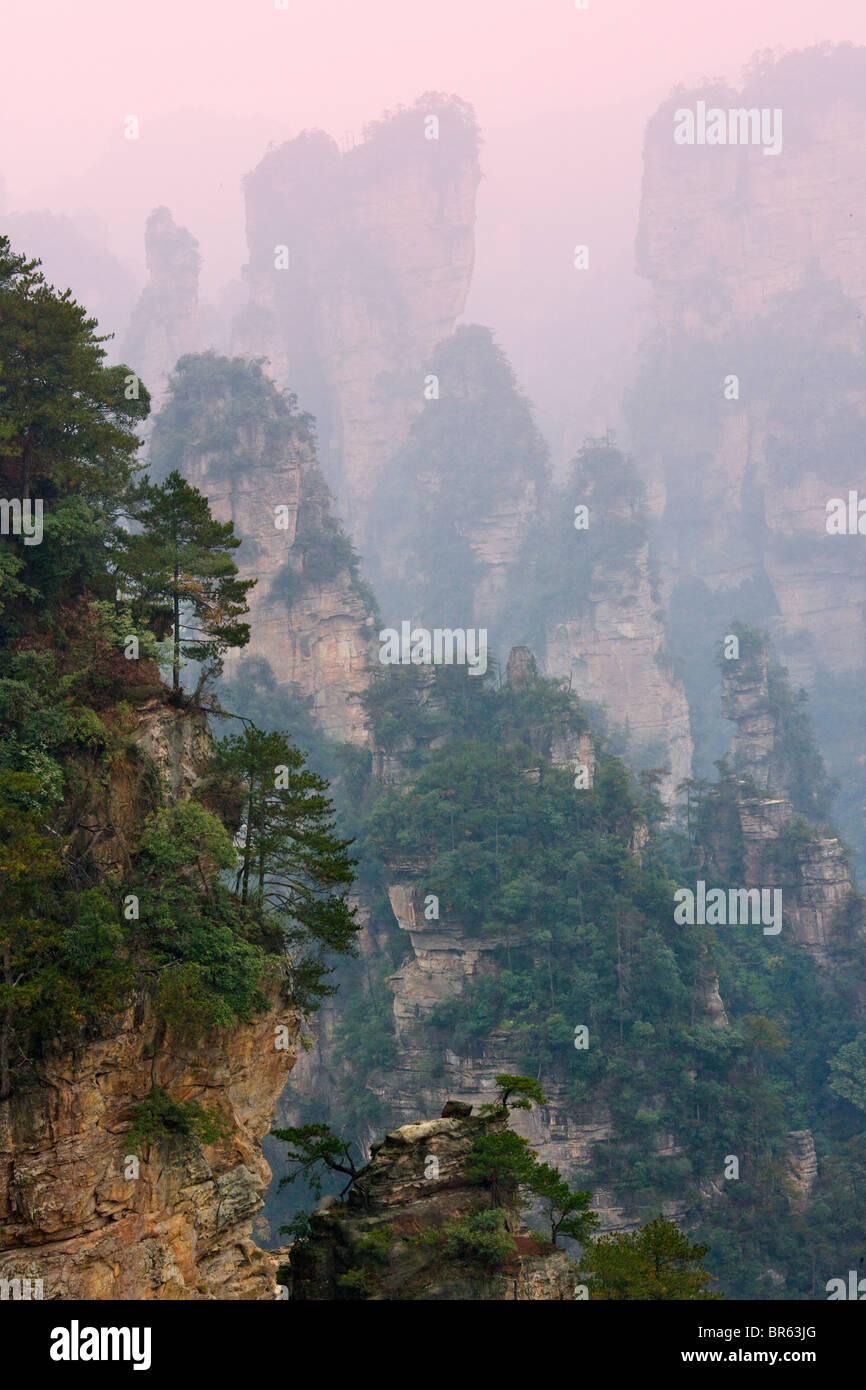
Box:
353;638;866;1297
582;1215;723;1300
125;1086;229;1157
335;1267;378;1299
131;800;273;1037
271;1122;366;1201
720;625;836;826
330;957;399;1135
279;1209;312;1244
355;1228;393;1262
509;441;652;645
0;770;131;1097
414;1207;516;1268
120;470;254;695
465;1129;539;1208
0;245;358;1093
147;351;375;621
370;324;549;624
530;1162;598;1246
828;1033;866;1113
484;1073;549;1114
148;353;313;475
208;725;359;1012
0;236;148;511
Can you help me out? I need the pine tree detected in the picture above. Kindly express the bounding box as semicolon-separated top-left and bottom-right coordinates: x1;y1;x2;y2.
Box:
0;234;148;623
466;1129;539;1208
0;771;129;1097
530;1162;598;1246
582;1215;723;1299
120;471;254;695
210;726;359;1008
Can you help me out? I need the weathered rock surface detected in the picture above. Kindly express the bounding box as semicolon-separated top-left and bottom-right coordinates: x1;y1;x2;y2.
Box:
542;453;693;801
704;635;866;961
785;1130;818;1212
0;700;298;1299
0;998;296;1300
699;785;860;961
288;1107;577;1300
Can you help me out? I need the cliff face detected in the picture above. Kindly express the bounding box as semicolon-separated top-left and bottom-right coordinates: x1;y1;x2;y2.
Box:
700;789;857;962
188;427;377;746
541;448;693;801
698;630;865;962
123;207;201;412
0;699;298;1300
637;55;866;339
633;48;866;693
0;997;295;1300
288;1107;576;1300
148;355;378;746
232;96;481;544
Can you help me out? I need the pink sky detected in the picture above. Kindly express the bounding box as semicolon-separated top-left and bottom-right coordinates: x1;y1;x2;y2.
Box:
3;0;863;200
5;0;866;463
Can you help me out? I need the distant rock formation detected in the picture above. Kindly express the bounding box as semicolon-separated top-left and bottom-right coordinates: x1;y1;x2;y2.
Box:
232;95;481;545
124;207;201;411
369;324;548;643
147;354;378;745
632;46;866;691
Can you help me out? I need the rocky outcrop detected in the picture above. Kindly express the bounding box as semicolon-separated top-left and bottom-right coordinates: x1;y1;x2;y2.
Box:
720;639;783;794
637;50;866;342
386;884;503;1051
288;1106;577;1299
785;1130;818;1212
148;355;378;745
124;208;201;411
66;698;216;882
700;628;865;961
700;787;860;961
0;997;296;1300
0;698;298;1300
368;325;548;638
232;96;481;544
504;648;597;780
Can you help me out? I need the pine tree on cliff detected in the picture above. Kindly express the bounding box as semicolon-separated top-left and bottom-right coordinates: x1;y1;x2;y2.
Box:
0;772;129;1099
120;470;254;697
0;234;148;630
209;726;358;1008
